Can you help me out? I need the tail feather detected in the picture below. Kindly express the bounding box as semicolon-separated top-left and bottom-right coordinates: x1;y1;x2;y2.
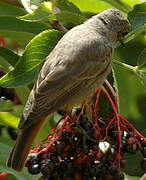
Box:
7;117;46;171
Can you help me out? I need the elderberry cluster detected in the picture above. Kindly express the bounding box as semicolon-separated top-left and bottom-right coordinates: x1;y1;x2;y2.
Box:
26;111;126;180
26;89;146;179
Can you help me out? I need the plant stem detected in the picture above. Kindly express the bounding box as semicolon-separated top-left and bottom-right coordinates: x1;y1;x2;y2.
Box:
113;59;136;73
112;69;120;112
51;21;68;33
104;79;117;101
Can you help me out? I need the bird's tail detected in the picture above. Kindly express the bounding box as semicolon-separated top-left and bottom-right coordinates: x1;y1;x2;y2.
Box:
7;116;46;171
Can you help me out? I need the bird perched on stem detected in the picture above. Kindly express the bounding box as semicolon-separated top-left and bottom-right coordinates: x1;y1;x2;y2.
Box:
7;8;130;171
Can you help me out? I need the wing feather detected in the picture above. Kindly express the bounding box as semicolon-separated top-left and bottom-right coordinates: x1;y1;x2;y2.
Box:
19;28;112;128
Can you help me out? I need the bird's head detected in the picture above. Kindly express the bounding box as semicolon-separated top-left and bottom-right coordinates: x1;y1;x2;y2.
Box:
97;8;130;42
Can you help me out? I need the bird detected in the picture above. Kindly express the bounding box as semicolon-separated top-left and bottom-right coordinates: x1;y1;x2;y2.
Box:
7;8;130;171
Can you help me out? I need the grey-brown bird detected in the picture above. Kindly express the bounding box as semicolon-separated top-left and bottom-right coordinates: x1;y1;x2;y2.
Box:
7;8;130;171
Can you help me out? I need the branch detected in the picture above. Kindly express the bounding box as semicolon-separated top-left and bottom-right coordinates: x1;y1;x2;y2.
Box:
51;21;68;33
0;0;23;7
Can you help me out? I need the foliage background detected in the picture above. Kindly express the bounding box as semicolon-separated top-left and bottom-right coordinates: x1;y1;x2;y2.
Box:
0;0;146;179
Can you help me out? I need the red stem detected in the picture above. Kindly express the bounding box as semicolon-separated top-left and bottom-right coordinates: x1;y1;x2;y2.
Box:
101;87;122;153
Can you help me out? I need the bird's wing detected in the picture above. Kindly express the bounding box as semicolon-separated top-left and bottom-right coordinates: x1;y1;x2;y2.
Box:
19;36;112;128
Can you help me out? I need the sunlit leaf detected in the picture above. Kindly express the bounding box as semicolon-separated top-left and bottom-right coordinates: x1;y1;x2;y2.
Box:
0;112;19;128
19;1;85;25
101;0;131;13
52;0;81;14
137;48;146;71
20;0;32;13
122;0;141;8
31;0;46;6
134;67;146;88
68;0;112;13
0;30;63;87
0;99;23;127
19;2;53;22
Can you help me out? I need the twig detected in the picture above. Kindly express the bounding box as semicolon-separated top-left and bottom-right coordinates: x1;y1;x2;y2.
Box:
101;86;122;156
113;59;135;73
112;69;120;112
51;21;68;33
104;79;117;102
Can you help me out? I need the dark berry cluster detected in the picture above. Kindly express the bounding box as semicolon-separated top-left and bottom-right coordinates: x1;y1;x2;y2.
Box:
26;114;124;180
26;87;146;180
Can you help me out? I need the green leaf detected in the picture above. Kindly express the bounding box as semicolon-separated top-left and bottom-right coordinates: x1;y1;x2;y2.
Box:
101;0;131;13
68;0;113;13
0;30;63;88
20;0;80;21
0;47;19;67
15;86;30;104
131;48;146;88
134;68;146;88
54;11;86;25
137;48;146;70
19;1;86;25
0;99;16;112
113;64;145;128
113;59;136;73
19;2;53;22
122;0;141;8
0;16;50;45
128;3;146;31
0;56;12;73
0;31;34;47
31;0;46;6
124;152;145;177
0;99;23;127
0;135;14;148
51;0;85;25
124;26;144;44
113;34;146;133
125;3;146;43
0;143;41;180
0;112;19;128
52;0;81;14
125;174;139;180
0;1;25;17
0;16;50;34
